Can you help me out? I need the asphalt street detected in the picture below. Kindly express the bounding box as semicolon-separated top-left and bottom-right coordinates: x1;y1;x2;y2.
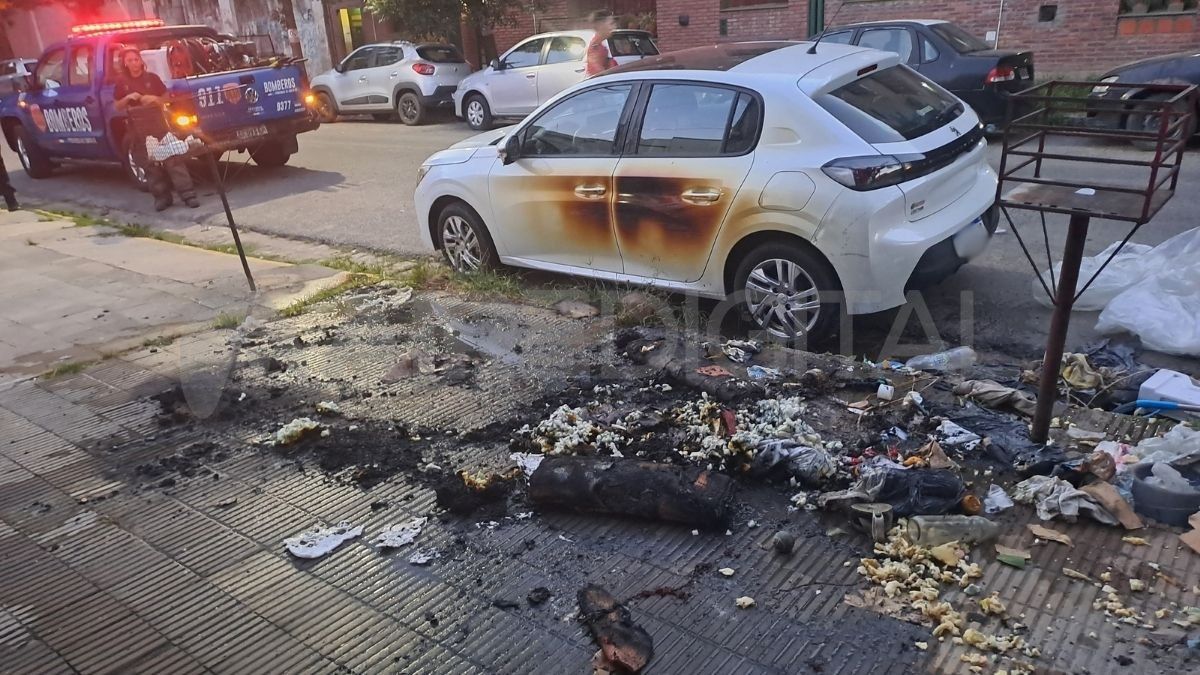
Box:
3;116;1198;366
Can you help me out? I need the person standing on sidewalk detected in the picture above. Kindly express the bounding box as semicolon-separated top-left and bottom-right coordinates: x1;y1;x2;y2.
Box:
585;10;618;77
113;47;198;211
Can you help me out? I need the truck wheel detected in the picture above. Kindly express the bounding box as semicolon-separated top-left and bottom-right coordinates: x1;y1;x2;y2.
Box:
14;124;53;179
314;92;338;123
397;92;425;126
464;94;492;131
250;141;292;168
122;133;150;192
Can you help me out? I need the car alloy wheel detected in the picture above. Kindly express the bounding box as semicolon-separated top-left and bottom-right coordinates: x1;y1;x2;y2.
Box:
466;99;485;128
401;97;418;121
127;146;147;185
15;136;30;170
442;215;483;272
743;258;822;339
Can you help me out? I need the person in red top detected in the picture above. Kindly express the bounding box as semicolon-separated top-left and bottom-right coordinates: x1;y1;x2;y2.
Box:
585;10;618;76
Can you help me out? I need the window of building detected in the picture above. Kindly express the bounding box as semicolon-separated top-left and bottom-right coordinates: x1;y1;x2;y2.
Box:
1119;1;1198;14
721;0;788;8
1039;4;1058;21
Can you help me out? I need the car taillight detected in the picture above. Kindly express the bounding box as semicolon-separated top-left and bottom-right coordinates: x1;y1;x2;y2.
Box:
412;63;436;76
822;155;915;191
985;65;1016;84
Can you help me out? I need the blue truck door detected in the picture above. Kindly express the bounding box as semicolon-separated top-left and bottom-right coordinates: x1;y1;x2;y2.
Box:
26;44;103;159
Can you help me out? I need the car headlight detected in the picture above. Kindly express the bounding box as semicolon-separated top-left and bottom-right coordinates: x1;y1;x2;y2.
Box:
416;164;431;185
1091;76;1119;96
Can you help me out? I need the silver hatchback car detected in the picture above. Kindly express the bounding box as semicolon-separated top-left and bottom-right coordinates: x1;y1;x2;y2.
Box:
310;42;469;125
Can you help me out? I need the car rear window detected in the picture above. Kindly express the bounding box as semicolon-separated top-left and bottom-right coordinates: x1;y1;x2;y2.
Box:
609;32;659;57
417;45;464;63
815;66;963;143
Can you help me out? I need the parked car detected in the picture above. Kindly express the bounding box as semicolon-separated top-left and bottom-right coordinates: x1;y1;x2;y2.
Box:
815;20;1033;131
0;58;37;95
1087;51;1200;146
309;42;469;125
453;29;658;131
0;19;319;188
417;41;998;342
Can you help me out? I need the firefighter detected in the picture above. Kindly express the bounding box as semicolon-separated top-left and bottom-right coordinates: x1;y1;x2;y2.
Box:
113;47;198;210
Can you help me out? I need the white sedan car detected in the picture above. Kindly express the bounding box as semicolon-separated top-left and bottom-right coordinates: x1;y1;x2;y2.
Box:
416;41;999;341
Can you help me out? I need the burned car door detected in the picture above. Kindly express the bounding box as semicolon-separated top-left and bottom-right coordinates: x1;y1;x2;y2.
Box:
612;82;759;282
487;83;635;272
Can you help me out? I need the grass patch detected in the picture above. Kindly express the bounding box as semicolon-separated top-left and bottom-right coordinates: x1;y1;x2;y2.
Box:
112;222;187;245
40;360;93;380
141;335;176;348
449;269;524;298
279;275;377;317
211;311;247;329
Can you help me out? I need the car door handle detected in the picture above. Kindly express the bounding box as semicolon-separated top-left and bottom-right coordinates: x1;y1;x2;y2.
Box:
525;73;536;79
358;76;368;83
681;188;723;205
574;184;607;199
574;67;584;73
389;72;398;78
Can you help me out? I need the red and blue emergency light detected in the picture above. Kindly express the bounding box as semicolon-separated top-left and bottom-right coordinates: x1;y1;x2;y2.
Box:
70;19;166;36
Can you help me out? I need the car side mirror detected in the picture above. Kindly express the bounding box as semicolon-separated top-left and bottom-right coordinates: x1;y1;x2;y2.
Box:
491;58;504;71
499;134;521;165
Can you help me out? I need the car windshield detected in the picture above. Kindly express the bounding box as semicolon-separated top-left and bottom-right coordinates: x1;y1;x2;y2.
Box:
816;65;963;142
930;22;991;53
609;32;660;57
417;45;464;63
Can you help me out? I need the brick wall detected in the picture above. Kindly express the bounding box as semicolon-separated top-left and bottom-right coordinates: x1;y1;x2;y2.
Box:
678;0;1196;77
489;0;575;56
655;1;810;53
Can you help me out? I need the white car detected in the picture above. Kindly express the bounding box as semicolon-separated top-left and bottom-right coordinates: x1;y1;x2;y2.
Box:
453;29;658;130
310;42;469;125
417;41;999;341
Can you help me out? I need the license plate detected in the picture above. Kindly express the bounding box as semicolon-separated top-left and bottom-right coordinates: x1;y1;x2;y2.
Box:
235;124;269;141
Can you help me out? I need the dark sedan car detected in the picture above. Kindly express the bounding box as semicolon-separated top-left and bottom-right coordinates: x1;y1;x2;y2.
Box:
815;20;1033;130
1086;51;1200;145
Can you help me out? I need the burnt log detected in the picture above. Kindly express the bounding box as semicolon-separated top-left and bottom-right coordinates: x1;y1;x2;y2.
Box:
528;457;735;528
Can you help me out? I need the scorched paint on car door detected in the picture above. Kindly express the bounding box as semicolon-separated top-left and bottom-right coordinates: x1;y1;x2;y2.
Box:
487;83;635;272
612;83;758;282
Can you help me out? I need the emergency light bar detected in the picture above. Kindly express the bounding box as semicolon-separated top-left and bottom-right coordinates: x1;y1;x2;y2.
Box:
70;18;165;35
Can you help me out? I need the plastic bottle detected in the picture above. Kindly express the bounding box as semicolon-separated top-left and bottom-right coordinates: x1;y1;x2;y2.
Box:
905;515;1000;547
905;346;978;372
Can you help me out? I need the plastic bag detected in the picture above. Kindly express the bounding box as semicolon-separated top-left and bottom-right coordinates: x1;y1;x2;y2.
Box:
751;440;836;485
1094;228;1200;356
867;467;965;518
1034;241;1153;311
1010;475;1118;525
1133;424;1200;467
984;484;1014;514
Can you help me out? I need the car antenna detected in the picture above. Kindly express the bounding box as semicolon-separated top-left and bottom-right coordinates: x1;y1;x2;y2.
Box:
807;2;848;54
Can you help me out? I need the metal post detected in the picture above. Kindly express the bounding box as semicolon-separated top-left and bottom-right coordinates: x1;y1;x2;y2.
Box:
206;152;256;293
1030;213;1089;444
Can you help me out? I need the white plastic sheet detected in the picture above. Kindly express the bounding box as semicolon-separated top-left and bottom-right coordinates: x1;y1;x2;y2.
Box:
1034;227;1200;355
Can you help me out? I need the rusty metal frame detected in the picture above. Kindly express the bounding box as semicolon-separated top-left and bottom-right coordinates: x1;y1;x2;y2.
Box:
995;80;1196;444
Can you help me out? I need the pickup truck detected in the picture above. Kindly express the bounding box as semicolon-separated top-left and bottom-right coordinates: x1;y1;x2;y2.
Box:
0;19;319;188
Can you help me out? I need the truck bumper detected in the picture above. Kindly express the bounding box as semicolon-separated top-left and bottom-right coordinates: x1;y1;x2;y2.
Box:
207;114;320;153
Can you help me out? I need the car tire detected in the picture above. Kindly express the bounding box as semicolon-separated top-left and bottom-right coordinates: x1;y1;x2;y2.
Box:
437;201;498;273
314;92;338;123
119;132;150;192
1125;92;1197;151
732;240;842;345
397;92;425;126
14;124;53;179
249;140;292;168
464;94;492;131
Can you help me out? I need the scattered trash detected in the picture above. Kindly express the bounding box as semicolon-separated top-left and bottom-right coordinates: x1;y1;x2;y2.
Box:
208;497;238;509
553;299;600;319
721;339;761;364
408;548;438;565
995;544;1031;569
371;517;426;549
435;469;520;517
284;521;362;559
984;484;1014;514
1138;369;1200;411
746;365;781;381
527;587;552;605
1079;482;1143;530
528;457;735;528
1061;353;1104;391
696;365;733;378
905;346;977;372
1062;568;1093;582
735;596;756;609
1132;423;1200;466
274;417;321;445
849;503;894;543
1122;536;1148;546
1131;462;1200;527
935;420;982;451
578;585;654;674
771;530;796;555
381;353;420;383
905;515;1000;547
876;383;896;401
718;568;735;577
314;401;341;416
921;440;958;471
750;440;836;485
1129;578;1147;592
1181;511;1200;555
873;467;966;518
953;379;1037;417
492;597;521;610
1011;475;1119;526
979;594;1006;616
510;452;545;477
1027;523;1073;547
